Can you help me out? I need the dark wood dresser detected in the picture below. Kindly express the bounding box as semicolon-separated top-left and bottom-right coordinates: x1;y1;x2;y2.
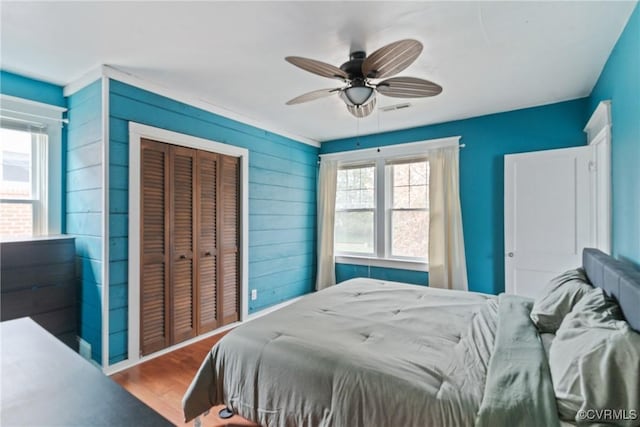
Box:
1;318;173;427
1;235;77;350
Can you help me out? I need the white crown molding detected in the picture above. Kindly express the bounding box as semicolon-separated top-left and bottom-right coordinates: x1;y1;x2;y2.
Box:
63;65;320;148
62;66;104;97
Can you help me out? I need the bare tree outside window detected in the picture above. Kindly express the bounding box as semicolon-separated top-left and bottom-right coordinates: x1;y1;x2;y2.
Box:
389;160;429;259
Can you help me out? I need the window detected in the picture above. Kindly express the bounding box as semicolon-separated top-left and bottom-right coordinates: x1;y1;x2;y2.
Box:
326;136;461;272
0;127;47;236
0;95;64;237
335;164;375;254
388;160;429;259
2;148;31;182
334;155;430;270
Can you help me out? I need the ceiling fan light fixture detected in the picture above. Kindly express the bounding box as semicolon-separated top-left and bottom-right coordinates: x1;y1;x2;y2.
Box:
341;85;375;106
346;97;376;118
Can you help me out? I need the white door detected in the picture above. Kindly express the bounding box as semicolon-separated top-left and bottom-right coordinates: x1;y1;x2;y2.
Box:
505;146;593;298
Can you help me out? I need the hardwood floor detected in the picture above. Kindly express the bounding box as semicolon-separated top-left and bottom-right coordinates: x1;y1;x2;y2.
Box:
111;331;258;427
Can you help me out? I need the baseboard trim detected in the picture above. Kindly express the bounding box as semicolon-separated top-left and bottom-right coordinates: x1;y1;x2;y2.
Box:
104;294;306;375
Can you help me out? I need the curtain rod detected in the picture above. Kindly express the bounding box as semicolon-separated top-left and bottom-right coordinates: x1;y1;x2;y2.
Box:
318;137;465;163
317;144;465;162
0;110;69;126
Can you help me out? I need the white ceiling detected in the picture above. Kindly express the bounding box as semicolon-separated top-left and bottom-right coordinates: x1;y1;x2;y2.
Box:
1;1;636;143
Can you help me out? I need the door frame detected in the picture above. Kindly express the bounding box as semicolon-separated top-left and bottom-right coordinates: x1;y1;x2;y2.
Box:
504;145;594;295
504;101;612;296
584;100;612;254
126;122;249;366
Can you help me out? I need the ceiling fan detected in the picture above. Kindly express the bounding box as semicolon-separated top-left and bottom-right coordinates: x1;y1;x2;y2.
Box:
285;39;442;118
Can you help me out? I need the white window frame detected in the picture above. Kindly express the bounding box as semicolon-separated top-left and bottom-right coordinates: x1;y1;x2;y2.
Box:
321;136;461;272
0;132;46;235
385;157;430;262
335;161;377;257
0;94;66;236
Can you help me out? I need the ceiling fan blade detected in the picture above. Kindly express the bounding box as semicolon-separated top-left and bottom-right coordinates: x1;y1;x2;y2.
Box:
285;56;348;80
362;39;423;79
376;77;442;98
346;97;376;118
286;88;341;105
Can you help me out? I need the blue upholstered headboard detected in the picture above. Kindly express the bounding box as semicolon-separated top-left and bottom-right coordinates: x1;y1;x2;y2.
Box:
583;248;640;332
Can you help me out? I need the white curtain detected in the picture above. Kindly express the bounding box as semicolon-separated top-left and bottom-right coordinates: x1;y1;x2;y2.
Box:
428;145;468;291
316;159;338;290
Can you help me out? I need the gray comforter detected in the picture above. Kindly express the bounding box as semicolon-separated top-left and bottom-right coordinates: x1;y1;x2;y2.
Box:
183;278;558;427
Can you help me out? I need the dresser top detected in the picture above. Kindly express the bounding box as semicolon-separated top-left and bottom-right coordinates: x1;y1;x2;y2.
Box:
1;318;173;426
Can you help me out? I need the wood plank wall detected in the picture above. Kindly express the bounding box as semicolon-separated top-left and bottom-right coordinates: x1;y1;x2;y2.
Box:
107;80;318;364
65;79;103;364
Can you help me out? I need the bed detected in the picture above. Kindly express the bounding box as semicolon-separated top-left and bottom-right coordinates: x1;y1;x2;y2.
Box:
183;248;640;427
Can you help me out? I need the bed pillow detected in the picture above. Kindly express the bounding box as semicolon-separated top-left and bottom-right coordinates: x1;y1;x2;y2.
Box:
530;268;593;333
548;288;640;425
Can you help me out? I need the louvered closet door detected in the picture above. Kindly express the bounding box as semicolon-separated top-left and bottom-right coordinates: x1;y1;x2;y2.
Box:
140;139;170;356
170;146;197;344
219;154;240;325
196;151;218;333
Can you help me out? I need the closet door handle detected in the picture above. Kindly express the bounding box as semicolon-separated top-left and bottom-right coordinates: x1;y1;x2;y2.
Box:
204;251;212;257
179;254;187;260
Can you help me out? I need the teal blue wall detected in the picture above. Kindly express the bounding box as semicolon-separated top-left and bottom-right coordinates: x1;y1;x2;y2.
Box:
107;79;318;363
0;70;68;232
66;79;103;363
0;70;66;108
336;264;427;285
589;3;640;268
322;98;590;294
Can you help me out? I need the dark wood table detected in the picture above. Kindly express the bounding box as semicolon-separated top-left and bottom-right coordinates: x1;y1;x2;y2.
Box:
1;318;174;426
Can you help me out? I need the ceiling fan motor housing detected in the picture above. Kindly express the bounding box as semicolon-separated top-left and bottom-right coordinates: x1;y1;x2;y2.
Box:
340;51;367;79
340;51;376;107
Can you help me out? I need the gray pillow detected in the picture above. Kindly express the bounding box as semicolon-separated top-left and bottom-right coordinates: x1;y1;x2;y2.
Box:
530;268;593;333
549;288;639;425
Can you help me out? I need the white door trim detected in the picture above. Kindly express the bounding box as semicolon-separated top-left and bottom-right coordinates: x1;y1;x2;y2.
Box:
127;122;249;365
585;100;612;254
101;77;110;369
504;145;593;297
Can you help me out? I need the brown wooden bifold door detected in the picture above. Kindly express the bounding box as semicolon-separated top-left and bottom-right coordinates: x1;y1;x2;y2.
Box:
169;146;197;344
140;139;170;356
219;155;240;325
140;140;240;356
196;151;219;333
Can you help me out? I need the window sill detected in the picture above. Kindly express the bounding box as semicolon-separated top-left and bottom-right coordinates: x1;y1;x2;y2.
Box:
335;255;429;272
